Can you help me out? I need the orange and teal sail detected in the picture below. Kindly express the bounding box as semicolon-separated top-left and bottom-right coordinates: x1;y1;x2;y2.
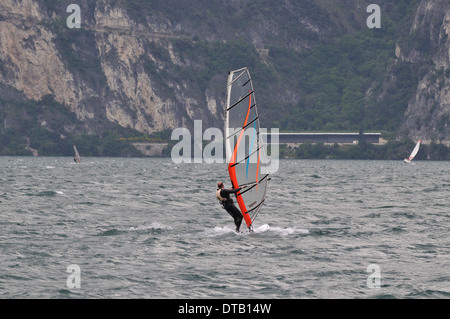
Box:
224;67;270;231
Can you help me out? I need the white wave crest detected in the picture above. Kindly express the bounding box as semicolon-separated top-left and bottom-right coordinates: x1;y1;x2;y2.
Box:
269;226;309;236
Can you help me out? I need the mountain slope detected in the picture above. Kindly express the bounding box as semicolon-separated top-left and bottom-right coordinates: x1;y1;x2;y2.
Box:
397;0;450;142
0;0;449;156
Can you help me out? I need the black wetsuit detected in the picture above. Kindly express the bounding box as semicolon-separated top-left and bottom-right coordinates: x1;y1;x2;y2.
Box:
218;187;243;231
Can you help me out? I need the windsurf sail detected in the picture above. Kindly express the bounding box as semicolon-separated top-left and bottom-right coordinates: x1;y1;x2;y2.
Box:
224;67;269;231
404;139;420;163
73;144;81;163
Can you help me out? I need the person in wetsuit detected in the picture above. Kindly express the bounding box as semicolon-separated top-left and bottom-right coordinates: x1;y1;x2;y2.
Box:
216;181;243;232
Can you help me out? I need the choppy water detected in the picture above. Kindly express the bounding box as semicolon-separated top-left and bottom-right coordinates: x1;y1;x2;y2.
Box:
0;157;449;299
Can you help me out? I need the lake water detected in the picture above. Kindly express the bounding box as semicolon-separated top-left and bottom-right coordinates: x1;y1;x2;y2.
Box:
0;157;449;299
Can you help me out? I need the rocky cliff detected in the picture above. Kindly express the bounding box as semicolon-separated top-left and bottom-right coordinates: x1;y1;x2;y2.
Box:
397;0;450;143
0;0;373;138
0;0;449;157
0;0;202;136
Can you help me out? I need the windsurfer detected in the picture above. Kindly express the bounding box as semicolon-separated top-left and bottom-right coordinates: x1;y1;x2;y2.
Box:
216;181;243;232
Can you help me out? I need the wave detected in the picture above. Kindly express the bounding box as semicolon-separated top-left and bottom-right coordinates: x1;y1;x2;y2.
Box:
28;190;65;197
97;222;172;236
128;223;172;232
202;226;236;237
35;191;57;197
269;226;309;236
200;225;309;238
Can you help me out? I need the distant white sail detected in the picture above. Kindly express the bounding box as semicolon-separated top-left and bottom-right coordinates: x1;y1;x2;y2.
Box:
73;145;81;163
404;139;420;163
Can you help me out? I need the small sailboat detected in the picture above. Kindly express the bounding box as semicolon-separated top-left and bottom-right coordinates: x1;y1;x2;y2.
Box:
73;144;81;163
404;139;420;163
